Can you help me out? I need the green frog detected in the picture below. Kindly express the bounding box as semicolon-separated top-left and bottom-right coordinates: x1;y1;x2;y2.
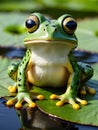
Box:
6;12;96;110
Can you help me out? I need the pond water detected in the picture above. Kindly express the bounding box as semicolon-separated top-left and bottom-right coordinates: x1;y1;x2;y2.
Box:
0;102;21;130
0;102;98;130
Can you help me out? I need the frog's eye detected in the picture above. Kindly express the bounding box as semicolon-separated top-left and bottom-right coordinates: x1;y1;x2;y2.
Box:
25;15;39;33
62;17;77;35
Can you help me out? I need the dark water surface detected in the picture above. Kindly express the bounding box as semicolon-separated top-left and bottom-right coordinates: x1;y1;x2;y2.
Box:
0;102;21;130
0;47;98;63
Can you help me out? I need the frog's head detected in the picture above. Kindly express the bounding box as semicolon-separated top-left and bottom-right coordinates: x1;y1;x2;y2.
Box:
24;12;78;50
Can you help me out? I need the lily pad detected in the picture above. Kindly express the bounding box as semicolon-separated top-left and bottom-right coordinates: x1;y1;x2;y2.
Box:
38;0;98;12
0;58;19;97
76;18;98;52
0;12;27;47
0;1;41;12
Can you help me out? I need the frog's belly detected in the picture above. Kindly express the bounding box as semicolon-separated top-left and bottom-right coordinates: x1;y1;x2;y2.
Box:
27;65;69;87
27;44;71;87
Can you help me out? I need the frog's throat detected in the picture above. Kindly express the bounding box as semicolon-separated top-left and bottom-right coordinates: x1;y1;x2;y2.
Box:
24;40;77;48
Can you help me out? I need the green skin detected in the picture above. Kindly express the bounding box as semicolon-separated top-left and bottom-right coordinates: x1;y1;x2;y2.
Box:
7;13;95;109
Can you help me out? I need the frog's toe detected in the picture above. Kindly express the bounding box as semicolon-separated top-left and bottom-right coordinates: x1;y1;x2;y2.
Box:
6;100;14;107
50;94;60;100
72;103;80;110
37;95;45;100
81;100;88;105
8;86;17;93
6;97;17;107
76;98;88;106
56;101;65;106
28;102;36;108
80;89;86;95
15;102;22;109
86;86;96;95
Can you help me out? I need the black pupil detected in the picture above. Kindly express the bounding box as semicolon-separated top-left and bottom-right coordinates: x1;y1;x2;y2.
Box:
26;19;36;28
66;20;77;30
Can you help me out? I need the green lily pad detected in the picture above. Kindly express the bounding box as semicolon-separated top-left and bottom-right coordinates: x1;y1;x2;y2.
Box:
0;1;41;12
1;0;98;14
76;18;98;52
41;0;98;11
0;12;27;47
0;58;19;97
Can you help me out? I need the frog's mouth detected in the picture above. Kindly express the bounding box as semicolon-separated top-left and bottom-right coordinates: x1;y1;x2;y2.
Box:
24;40;77;48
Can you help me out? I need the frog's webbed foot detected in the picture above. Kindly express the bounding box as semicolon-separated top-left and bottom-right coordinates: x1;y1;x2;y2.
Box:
6;92;44;109
50;94;87;110
80;85;96;95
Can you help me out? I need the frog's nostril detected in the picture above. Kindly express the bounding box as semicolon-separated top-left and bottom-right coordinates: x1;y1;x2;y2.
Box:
44;28;46;31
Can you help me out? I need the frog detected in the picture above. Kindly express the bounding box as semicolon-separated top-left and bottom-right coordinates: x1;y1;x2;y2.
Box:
6;12;96;110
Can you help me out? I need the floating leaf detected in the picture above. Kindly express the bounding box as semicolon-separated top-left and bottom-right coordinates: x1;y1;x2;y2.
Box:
0;0;41;12
0;58;19;97
76;18;98;52
37;0;98;12
0;12;27;47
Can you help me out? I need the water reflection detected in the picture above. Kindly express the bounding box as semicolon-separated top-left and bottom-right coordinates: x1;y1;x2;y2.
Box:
17;106;76;130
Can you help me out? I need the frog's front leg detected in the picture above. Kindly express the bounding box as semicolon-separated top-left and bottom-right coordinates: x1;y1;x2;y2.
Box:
50;53;87;110
7;50;44;109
